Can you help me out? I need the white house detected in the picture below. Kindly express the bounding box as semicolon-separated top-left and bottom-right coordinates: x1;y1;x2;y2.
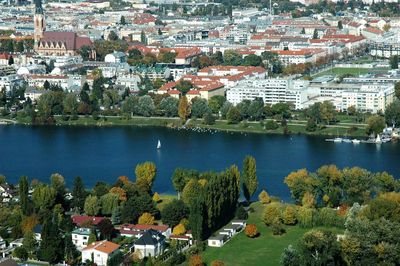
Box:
133;229;166;258
207;234;228;247
81;240;120;266
72;228;91;250
104;51;127;64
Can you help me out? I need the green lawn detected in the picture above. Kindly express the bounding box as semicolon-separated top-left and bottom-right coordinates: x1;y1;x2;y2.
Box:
203;202;343;266
313;67;388;78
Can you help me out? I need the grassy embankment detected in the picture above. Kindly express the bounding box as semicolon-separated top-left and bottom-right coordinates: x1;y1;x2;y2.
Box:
202;202;343;266
313;67;389;78
189;119;367;138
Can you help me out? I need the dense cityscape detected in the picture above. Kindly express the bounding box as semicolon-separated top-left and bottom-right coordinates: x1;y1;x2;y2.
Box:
0;0;400;265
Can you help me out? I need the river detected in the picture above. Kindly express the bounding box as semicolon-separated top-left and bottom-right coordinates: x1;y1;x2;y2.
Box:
0;125;399;202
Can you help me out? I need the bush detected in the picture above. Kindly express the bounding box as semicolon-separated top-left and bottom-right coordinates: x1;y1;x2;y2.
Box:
271;218;285;235
265;120;279;130
258;190;271;204
297;206;316;228
282;205;297;225
306;119;317;132
235;205;248;220
92;111;100;120
189;254;204;266
172;223;186;235
211;260;226;266
244;224;259;238
316;207;344;228
203;112;216;125
263;203;282;226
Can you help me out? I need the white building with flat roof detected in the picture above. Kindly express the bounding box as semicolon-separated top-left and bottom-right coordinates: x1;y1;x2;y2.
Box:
226;77;309;109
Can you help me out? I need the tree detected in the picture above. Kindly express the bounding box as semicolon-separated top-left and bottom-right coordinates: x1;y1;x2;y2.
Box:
160;96;178;117
93;181;110;198
13;246;28;261
223;50;242;66
189;197;206;241
282;205;297;225
298;230;342;265
140;30;147;44
263;203;281;226
19;176;30;216
243;54;262;66
152;192;161;203
84;195;101;216
63;93;78;115
235;205;248;220
191;98;210;118
395;82;400;101
258;190;271;204
338;21;343;29
203;112;216;125
120;15;126;25
182;179;201;206
312;29;318;39
176;80;193;94
226;106;242;124
135;161;157;194
172;223;186;235
366;115;386;136
301;192;316;208
280;245;300;266
32;184;56;210
8;55;14;65
138;212;155;225
242;155;258;202
161;199;188;228
389;55;398;69
320;101;336;125
98;219;114;240
43;80;50;90
220;101;233;119
39;214;63;264
72;176;87;211
284;169;318;203
189;254;204;266
385;100;400;127
172;168;197;198
244;224;259;238
22;230;37;258
300;27;305;34
178;95;190;121
208;95;226;114
121;194;157;223
108;31;118;41
100;193;119;216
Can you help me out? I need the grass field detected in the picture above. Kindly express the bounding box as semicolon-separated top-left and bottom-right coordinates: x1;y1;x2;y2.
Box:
203;202;343;266
313;67;388;78
189;119;367;137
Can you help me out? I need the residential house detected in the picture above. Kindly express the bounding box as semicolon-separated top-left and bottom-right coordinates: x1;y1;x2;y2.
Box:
133;229;166;259
72;215;106;227
72;228;91;250
119;224;171;239
207;234;227;248
81;240;120;266
104;51;127;64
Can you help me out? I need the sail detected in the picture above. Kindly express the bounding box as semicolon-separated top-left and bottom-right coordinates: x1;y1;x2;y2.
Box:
157;140;161;149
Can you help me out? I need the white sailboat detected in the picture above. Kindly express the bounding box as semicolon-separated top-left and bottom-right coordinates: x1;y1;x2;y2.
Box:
157;140;161;149
375;134;382;144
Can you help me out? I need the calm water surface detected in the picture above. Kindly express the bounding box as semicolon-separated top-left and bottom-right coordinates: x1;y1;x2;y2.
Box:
0;125;399;201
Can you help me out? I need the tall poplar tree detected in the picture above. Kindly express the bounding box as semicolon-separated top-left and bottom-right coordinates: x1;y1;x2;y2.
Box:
178;96;190;121
19;176;30;216
72;176;87;211
242;156;258;202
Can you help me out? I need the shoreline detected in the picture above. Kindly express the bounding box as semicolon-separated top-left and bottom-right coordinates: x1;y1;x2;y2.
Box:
0;115;368;138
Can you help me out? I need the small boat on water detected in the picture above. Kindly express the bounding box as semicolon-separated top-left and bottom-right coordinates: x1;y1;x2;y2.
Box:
375;134;382;144
157;140;161;149
333;137;343;143
352;139;361;144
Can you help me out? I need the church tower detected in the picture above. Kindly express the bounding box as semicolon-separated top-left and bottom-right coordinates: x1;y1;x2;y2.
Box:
34;0;45;47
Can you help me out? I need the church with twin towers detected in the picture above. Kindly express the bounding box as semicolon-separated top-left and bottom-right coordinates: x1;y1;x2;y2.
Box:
33;0;93;56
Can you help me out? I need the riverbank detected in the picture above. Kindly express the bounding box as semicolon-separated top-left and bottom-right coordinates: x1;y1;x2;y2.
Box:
1;115;368;137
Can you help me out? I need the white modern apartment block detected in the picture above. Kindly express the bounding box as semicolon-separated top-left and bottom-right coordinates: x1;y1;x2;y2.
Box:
305;81;395;113
226;78;309;109
72;228;91;251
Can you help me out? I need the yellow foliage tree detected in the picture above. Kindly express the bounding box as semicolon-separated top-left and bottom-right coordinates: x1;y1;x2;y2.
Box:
258;190;271;204
263;203;281;226
172;223;186;235
135;161;157;193
152;192;161;203
178;95;190;121
282;205;297;225
118;176;130;185
189;254;204;266
211;260;226;266
302;192;316;208
198;179;208;187
109;186;127;201
138;212;155;225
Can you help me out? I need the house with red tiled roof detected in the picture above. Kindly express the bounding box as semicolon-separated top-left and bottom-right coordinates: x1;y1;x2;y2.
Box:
81;240;120;266
361;27;385;41
72;215;106;227
275;49;325;66
130;46;202;65
346;21;365;36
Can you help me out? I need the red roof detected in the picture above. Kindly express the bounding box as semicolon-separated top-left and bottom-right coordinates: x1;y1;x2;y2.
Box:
72;215;106;226
40;31;92;50
120;224;169;232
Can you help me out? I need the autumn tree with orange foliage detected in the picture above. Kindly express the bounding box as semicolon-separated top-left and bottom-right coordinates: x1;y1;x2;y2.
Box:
189;254;205;266
21;215;39;234
109;187;127;201
244;224;259;238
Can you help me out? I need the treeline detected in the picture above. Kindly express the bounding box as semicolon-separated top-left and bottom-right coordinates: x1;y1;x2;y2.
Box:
0;39;34;53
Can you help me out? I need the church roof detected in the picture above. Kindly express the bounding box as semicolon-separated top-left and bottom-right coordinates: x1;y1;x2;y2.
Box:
40;32;92;50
